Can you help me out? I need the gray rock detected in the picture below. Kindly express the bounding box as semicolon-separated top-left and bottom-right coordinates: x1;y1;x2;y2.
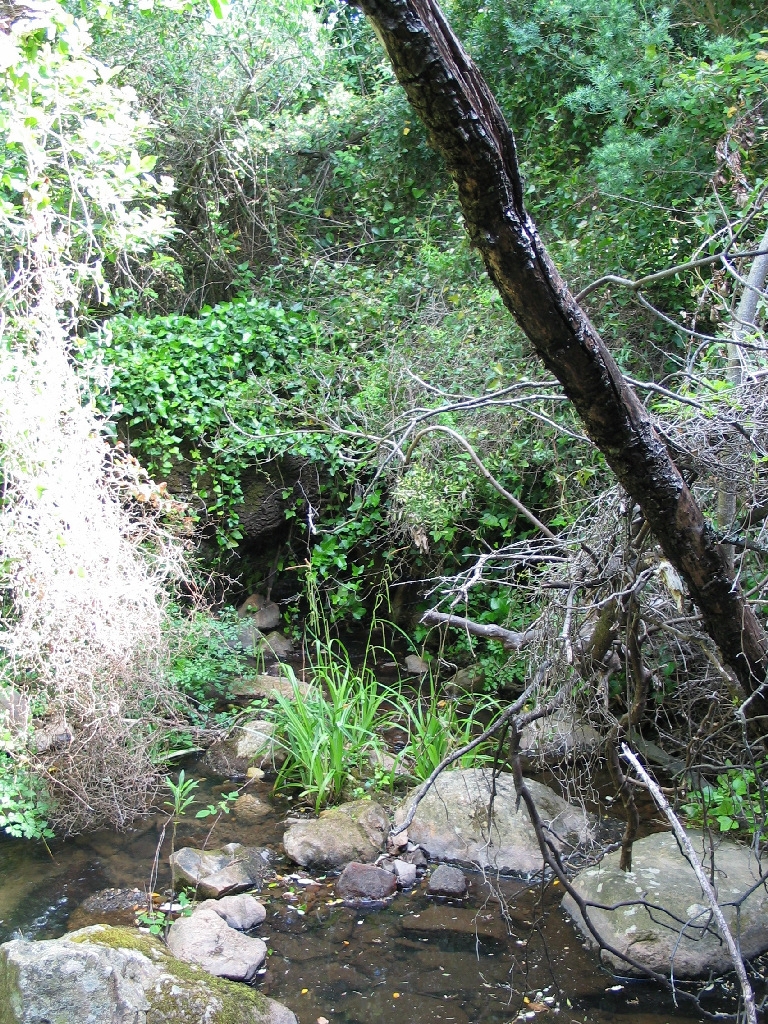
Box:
519;709;601;767
427;864;468;897
238;595;282;632
404;654;429;675
394;768;593;876
393;859;418;888
261;631;294;659
234;720;284;766
399;845;428;869
444;666;486;694
204;718;286;776
229;673;308;700
170;843;271;898
238;621;265;651
562;830;768;978
0;924;296;1024
336;862;398;901
283;800;390;870
167;905;267;981
196;893;266;931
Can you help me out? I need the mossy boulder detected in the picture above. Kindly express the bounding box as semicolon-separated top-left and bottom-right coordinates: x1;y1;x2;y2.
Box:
0;924;296;1024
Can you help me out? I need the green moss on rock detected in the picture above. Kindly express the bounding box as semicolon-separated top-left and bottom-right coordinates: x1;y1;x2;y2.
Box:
65;926;278;1024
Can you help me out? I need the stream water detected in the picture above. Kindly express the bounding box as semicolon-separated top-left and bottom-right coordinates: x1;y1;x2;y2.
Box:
0;766;729;1024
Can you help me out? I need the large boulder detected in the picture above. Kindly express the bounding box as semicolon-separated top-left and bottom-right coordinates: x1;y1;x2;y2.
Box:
562;830;768;978
394;769;593;876
0;925;296;1024
518;709;601;767
283;800;389;870
166;905;267;982
170;843;272;898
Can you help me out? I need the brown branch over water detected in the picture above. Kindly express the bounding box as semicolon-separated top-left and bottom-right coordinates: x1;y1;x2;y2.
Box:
351;0;768;722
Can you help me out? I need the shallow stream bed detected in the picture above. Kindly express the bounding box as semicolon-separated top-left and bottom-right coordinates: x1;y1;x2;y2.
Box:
0;770;730;1024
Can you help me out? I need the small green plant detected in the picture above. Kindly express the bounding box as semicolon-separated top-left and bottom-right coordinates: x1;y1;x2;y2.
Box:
166;606;252;708
165;769;200;820
195;789;239;819
137;889;194;937
681;762;766;835
162;769;199;892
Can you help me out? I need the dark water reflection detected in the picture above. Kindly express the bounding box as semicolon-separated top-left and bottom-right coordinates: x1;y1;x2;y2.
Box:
0;772;716;1024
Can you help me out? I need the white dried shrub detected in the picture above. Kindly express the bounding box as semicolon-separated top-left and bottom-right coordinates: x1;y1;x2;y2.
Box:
0;295;191;832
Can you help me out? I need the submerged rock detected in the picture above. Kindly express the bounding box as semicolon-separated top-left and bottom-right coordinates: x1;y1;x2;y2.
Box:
562;830;768;978
80;887;145;914
170;843;272;898
0;924;296;1024
283;800;389;870
233;792;272;824
394;768;593;876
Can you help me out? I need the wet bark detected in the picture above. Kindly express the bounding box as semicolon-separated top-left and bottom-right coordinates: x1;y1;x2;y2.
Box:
352;0;768;722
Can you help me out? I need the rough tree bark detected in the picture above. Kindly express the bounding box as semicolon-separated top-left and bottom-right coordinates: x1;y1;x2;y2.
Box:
352;0;768;724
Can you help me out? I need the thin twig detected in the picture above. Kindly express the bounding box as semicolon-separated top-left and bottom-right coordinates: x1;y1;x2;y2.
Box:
621;745;757;1024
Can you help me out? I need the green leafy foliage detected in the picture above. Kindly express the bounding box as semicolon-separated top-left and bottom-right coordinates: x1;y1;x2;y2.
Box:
85;298;330;545
166;607;251;706
0;757;54;840
137;889;193;937
0;3;174;314
681;762;766;835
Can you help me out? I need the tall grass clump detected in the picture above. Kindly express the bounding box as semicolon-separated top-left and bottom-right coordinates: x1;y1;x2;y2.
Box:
395;676;502;781
271;652;395;812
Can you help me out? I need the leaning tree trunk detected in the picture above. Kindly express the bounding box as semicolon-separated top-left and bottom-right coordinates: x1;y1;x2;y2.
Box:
352;0;768;722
